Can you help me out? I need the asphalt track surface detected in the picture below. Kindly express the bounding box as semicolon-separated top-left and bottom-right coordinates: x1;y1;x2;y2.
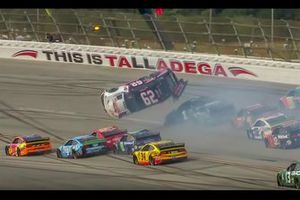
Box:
0;58;299;190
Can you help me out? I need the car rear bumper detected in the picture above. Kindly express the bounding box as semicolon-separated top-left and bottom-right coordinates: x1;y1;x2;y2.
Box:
155;154;188;165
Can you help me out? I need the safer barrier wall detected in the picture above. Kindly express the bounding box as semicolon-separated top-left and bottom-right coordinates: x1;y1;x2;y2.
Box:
0;40;300;85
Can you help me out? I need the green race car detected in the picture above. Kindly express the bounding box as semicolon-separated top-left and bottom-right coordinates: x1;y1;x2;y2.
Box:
277;161;300;189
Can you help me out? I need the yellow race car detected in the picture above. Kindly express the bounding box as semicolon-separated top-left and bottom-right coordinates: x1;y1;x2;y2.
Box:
132;140;188;165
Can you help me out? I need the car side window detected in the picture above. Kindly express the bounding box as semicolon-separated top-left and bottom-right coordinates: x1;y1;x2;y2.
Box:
142;145;150;151
254;120;264;127
127;135;134;142
72;140;78;145
91;132;97;137
294;163;300;171
65;140;73;146
116;95;122;100
287;163;296;171
287;90;295;97
120;135;127;142
148;145;154;151
12;138;19;144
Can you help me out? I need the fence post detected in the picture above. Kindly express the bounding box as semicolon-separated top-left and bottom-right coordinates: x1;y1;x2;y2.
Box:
230;20;246;57
124;15;140;49
46;10;65;43
203;19;220;56
72;10;90;45
100;14;116;47
176;17;191;52
257;21;273;60
0;10;11;40
24;11;40;42
148;14;166;51
281;19;300;59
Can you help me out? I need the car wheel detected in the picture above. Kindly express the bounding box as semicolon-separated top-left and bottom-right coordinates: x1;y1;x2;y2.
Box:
72;150;79;159
16;148;21;157
295;179;300;189
264;139;270;148
112;145;118;154
133;156;138;165
5;146;10;156
149;156;156;166
246;130;253;139
277;175;282;187
56;149;62;158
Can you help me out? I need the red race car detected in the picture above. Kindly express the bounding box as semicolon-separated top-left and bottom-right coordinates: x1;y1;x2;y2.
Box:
90;126;127;150
5;134;52;156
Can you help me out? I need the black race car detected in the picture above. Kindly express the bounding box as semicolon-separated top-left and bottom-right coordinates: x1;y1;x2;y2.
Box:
100;68;188;118
164;96;235;126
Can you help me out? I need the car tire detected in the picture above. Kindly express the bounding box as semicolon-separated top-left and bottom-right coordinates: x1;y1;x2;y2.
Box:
246;130;253;139
133;156;138;165
72;150;79;159
149;156;156;166
264;139;270;148
112;145;118;154
5;146;10;156
295;179;300;189
56;149;62;158
277;175;282;187
16;148;21;157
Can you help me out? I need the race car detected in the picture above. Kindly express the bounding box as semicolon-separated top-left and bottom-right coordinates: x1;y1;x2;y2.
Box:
246;112;288;140
279;87;300;110
90;126;128;150
164;96;235;126
132;140;188;166
277;161;300;189
5;134;52;156
263;120;300;149
113;129;161;154
100;68;187;118
233;104;278;129
56;135;108;159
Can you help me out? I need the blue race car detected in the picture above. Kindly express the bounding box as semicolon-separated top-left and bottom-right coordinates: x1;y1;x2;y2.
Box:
112;129;161;154
56;135;108;159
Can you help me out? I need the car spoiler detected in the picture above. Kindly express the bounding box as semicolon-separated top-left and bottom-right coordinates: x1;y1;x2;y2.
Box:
25;137;50;145
173;79;188;99
159;143;185;151
102;129;128;137
83;138;106;146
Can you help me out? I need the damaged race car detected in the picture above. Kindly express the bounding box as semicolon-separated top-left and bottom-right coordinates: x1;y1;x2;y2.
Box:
113;129;161;154
232;104;278;130
263;120;300;149
246;112;288;140
164;96;235;126
5;134;52;156
100;68;187;118
279;87;300;110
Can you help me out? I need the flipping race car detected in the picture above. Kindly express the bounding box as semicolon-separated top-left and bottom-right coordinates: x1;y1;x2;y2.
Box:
5;134;52;156
277;161;300;189
132;140;188;166
246;112;288;140
113;129;161;154
263;120;300;149
279;87;300;110
233;104;278;129
164;96;235;126
56;135;108;159
100;68;187;118
90;126;128;150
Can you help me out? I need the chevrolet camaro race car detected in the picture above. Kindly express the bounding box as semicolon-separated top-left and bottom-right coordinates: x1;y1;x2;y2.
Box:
5;134;52;156
279;87;300;110
277;161;300;189
113;129;161;154
246;112;288;140
263;120;300;149
233;104;278;129
164;96;235;126
56;135;108;159
132;140;188;166
100;68;187;118
90;126;128;150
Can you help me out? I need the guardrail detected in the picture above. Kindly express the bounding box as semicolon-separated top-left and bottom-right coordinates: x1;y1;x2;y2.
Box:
0;39;300;85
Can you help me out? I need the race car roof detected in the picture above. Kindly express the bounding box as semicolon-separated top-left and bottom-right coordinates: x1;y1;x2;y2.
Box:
73;135;104;143
129;129;160;140
23;134;44;142
96;126;126;137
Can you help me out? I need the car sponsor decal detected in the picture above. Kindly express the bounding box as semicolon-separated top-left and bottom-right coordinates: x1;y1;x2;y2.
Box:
228;67;257;77
12;50;38;58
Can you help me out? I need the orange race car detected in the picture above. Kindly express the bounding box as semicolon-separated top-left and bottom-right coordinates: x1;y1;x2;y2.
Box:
5;134;52;156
